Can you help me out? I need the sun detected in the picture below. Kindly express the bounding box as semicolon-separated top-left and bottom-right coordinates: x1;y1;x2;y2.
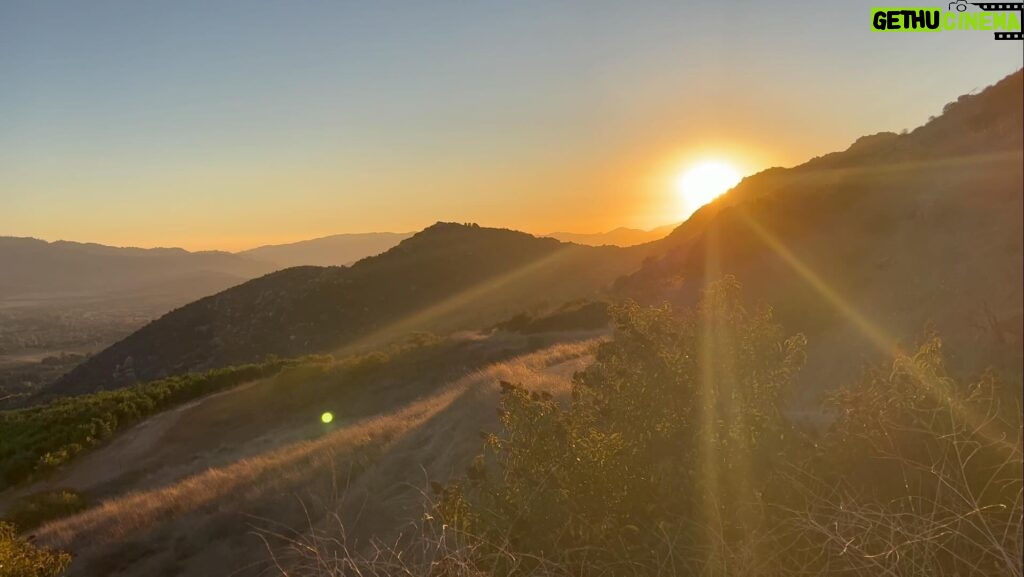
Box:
675;160;742;218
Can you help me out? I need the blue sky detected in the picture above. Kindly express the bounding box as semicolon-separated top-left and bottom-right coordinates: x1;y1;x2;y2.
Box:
1;1;1021;249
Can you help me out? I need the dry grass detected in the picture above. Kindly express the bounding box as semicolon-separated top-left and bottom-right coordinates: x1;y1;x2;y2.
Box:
30;339;599;575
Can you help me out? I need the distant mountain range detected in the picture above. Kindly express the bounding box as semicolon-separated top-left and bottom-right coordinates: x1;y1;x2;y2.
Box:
52;225;655;395
0;238;273;310
2;227;666;313
544;225;677;247
237;232;414;268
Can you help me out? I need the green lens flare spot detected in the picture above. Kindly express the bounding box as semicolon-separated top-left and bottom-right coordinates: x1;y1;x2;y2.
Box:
321;411;334;424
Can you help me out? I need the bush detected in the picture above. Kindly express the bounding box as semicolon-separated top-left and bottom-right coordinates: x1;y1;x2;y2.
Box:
4;490;88;532
494;301;610;334
0;522;69;577
0;358;300;489
440;277;807;572
789;334;1024;576
431;284;1021;576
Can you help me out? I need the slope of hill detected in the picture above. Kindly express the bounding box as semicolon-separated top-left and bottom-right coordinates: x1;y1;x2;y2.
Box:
53;224;651;395
617;70;1024;397
545;224;676;247
0;237;273;305
238;232;413;268
0;240;281;401
25;337;594;577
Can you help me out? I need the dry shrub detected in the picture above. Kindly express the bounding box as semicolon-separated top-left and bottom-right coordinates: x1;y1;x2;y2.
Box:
780;335;1023;576
0;521;70;577
260;299;1022;577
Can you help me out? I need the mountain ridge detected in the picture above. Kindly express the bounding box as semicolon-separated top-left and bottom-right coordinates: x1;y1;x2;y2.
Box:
51;223;651;395
0;236;274;305
617;70;1024;397
543;224;677;247
237;231;414;268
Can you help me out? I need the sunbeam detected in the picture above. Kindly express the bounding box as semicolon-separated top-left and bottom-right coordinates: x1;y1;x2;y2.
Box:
734;204;1020;455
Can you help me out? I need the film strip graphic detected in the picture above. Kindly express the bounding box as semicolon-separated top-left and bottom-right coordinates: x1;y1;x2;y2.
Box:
971;2;1024;39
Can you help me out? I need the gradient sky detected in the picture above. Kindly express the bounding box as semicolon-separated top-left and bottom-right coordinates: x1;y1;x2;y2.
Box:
2;1;1021;251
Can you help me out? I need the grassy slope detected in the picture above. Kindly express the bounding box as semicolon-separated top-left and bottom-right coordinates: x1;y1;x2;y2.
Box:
0;359;302;491
28;336;599;577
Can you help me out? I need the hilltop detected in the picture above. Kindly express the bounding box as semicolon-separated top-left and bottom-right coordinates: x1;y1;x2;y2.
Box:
52;224;651;395
617;70;1024;397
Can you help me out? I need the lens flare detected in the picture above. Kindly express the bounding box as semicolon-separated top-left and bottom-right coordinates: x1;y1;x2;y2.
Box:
320;411;334;424
676;160;742;218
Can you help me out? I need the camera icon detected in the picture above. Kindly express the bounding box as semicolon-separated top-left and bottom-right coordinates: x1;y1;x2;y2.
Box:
948;0;969;11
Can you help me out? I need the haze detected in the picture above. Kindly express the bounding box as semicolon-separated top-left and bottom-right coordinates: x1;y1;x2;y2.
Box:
1;0;1021;250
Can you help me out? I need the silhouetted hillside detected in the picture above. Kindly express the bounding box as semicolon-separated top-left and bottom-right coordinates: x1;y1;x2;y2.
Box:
53;224;650;395
617;70;1024;395
545;224;676;247
801;69;1022;171
238;232;413;268
0;238;273;306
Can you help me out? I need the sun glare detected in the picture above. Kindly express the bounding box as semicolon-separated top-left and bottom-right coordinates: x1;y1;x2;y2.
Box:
676;160;742;217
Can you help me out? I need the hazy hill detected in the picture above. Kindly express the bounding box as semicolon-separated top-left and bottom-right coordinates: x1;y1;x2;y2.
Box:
237;232;413;268
0;237;273;307
545;224;676;247
53;224;651;395
617;70;1024;396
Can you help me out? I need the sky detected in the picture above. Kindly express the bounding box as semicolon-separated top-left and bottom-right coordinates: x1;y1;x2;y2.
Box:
1;1;1021;251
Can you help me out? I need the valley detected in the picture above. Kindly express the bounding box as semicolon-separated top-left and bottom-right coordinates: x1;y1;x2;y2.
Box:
0;27;1020;575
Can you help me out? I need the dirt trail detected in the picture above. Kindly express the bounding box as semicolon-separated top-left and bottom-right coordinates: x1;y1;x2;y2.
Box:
0;379;269;514
30;339;600;577
2;332;600;517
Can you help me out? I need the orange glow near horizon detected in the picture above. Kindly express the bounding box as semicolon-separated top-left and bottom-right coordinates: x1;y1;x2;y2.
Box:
12;143;778;252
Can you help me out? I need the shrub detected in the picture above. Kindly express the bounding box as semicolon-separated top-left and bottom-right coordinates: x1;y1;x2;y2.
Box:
441;277;807;572
434;288;1021;576
5;490;89;532
788;335;1024;576
0;358;300;489
0;522;70;577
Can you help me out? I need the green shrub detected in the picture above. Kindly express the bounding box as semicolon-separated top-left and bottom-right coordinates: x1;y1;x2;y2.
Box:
0;522;69;577
0;358;299;489
4;490;89;532
441;277;807;571
436;293;1022;577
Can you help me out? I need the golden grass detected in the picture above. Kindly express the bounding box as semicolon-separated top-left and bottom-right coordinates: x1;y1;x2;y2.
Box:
32;338;600;560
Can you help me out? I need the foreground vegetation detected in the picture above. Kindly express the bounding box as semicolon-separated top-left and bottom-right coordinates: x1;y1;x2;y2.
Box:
0;358;302;490
5;281;1019;576
264;279;1021;576
0;521;69;577
0;337;452;575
